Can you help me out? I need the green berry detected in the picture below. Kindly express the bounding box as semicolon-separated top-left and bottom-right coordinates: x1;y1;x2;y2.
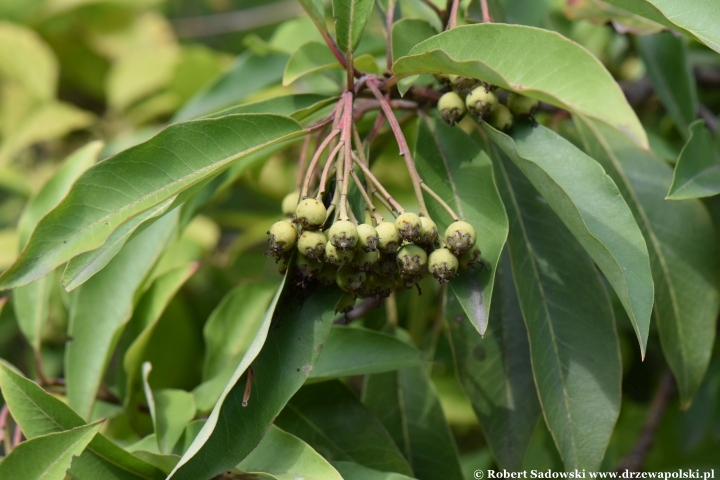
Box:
372;253;398;277
335;292;357;313
444;221;476;255
328;220;358;251
428;248;459;284
418;217;438;245
397;271;426;290
438;92;466;126
326;241;355;266
336;266;366;293
358;273;395;298
266;220;298;259
356;223;379;252
297;254;323;277
507;93;539;117
376;221;400;253
281;190;300;216
455;76;478;91
395;212;422;242
317;264;338;286
295;198;327;229
277;255;290;274
434;73;451;85
489;104;513;131
396;244;428;276
352;250;380;271
466;86;498;119
297;230;327;260
458;248;481;269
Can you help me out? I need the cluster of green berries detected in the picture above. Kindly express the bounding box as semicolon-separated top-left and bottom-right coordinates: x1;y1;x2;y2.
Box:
435;74;539;131
266;192;482;299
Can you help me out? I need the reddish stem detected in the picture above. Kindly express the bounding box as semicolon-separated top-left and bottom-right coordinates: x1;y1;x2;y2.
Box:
318;140;345;198
447;0;460;29
242;366;254;407
480;0;493;23
385;0;397;72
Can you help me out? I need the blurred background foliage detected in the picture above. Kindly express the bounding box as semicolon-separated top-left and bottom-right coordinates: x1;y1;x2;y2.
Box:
0;0;719;475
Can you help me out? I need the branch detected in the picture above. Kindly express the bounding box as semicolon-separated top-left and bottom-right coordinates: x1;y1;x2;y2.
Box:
334;297;382;325
480;0;493;23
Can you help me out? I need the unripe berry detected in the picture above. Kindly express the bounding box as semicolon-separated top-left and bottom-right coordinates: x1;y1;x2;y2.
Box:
336;266;366;293
418;217;438;245
295;198;327;229
444;221;476;255
297;230;327;260
466;87;498;119
352;250;380;271
454;76;478;92
277;255;290;274
396;244;428;276
372;253;398;277
395;212;422;242
376;221;400;253
317;264;338;286
266;220;298;259
326;241;355;266
438;92;466;126
489;104;513;131
335;292;357;313
428;248;459;284
281;190;300;216
328;220;358;251
359;273;395;298
434;73;451;85
297;254;323;277
398;271;426;290
507;93;539;117
458;248;480;269
356;223;379;252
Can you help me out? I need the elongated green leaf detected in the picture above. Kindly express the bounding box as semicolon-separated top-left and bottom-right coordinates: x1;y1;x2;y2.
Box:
485;123;653;356
603;0;720;54
493;151;622;470
446;252;540;470
298;0;329;34
205;94;336;121
276;381;414;476
66;212;178;419
0;114;305;290
391;19;436;95
235;425;343;480
0;363;165;479
667;120;720;200
332;0;376;54
575;117;720;406
0;21;57;101
169;281;343;479
394;25;647;148
0;422;102;480
310;326;420;381
636;33;697;137
333;462;417;480
363;332;463;480
173;51;288;121
414;117;508;335
283;42;340;86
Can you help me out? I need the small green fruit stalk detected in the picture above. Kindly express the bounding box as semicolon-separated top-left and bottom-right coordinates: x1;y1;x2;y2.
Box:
356;223;379;252
489;104;513;131
298;230;327;260
396;244;428;276
395;212;422;242
295;198;327;229
507;93;539;118
429;248;459;284
466;86;498;120
444;221;477;255
328;220;358;251
438;92;466;126
266;220;297;260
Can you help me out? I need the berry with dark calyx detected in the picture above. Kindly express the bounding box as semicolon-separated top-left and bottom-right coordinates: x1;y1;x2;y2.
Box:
489;104;513;131
466;86;498;119
266;220;297;259
358;273;395;298
395;212;422;242
444;221;476;255
326;241;355;266
297;230;327;260
277;255;291;274
429;248;459;284
336;266;366;293
328;220;358;251
434;73;451;85
335;292;357;314
317;264;338;286
356;223;379;252
507;93;539;118
458;248;480;269
295;198;327;229
297;254;323;277
397;271;427;292
281;190;300;216
352;250;380;271
376;221;401;253
455;76;478;92
373;253;398;277
418;217;439;245
438;92;466;126
396;244;428;276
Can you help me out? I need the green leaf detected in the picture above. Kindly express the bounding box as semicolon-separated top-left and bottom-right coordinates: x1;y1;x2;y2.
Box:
391;19;437;95
363;332;463;480
635;32;697;137
275;381;414;476
575;117;720;406
65;212;178;419
603;0;720;54
0;422;102;480
205;94;336;121
332;0;376;54
310;326;420;381
332;461;417;480
484;123;653;356
562;0;664;35
414;117;508;335
0;363;165;479
0;21;57;101
173;51;288;121
667;120;720;200
235;425;343;480
283;42;340;86
493;150;622;470
169;281;343;480
298;0;329;34
0;114;305;290
393;25;647;148
445;251;540;470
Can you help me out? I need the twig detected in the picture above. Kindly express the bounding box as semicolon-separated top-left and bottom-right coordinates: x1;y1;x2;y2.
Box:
301;128;342;198
351;151;404;213
421;0;443;18
480;0;493;23
421;183;459;221
318;141;345;198
334;297;382;325
447;0;460;29
698;104;719;135
339;91;355;220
